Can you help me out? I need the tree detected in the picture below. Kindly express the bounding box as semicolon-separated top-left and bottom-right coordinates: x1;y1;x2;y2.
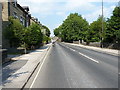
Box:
54;13;89;43
105;5;120;43
4;16;24;47
54;28;60;37
41;25;51;37
22;23;43;48
88;16;106;43
40;25;51;44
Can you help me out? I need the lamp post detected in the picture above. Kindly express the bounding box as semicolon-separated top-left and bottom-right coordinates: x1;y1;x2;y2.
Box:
101;0;104;48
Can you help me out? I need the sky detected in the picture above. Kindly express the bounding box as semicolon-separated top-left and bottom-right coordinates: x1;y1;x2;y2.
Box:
17;0;120;36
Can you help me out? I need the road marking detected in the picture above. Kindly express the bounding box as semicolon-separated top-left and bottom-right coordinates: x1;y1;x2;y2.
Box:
78;52;99;64
30;46;51;88
65;45;99;64
70;48;76;52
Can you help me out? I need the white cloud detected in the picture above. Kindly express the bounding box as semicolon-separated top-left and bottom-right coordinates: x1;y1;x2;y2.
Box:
18;0;119;17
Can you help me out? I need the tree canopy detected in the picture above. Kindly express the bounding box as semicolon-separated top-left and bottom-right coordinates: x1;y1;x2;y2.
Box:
54;4;119;47
5;17;51;49
5;16;24;47
105;6;120;43
54;13;89;43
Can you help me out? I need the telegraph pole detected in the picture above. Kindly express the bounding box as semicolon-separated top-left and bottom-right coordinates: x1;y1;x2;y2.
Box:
101;0;104;48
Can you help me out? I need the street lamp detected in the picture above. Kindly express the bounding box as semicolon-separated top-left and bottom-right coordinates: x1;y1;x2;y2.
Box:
101;0;104;48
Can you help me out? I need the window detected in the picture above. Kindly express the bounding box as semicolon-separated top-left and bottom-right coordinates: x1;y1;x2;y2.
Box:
20;16;23;24
26;21;28;27
12;0;17;7
13;12;18;19
20;16;25;26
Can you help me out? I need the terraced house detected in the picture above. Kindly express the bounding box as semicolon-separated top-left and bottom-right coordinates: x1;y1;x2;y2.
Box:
1;0;31;49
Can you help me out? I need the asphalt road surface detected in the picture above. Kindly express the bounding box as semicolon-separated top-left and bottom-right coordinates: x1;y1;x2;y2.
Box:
25;42;118;88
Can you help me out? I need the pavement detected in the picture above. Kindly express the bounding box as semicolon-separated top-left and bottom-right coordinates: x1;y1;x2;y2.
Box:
2;44;52;88
2;42;119;88
63;42;119;56
25;42;118;88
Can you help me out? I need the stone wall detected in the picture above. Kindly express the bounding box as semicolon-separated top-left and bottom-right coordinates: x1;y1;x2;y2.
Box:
9;2;26;25
73;41;101;47
0;49;8;64
0;3;2;64
2;2;9;22
2;2;10;49
0;3;8;64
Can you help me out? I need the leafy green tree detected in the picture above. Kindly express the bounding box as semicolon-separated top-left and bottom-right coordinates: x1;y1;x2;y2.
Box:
54;13;89;43
41;25;51;37
42;35;51;43
4;16;24;47
40;25;51;44
22;23;43;48
105;5;120;43
54;28;60;37
88;16;106;43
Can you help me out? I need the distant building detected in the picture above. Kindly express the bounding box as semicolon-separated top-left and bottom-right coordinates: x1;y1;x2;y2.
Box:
30;17;41;26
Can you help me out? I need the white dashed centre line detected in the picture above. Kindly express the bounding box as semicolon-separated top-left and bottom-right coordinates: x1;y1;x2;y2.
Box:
70;48;76;52
66;46;99;64
78;52;99;64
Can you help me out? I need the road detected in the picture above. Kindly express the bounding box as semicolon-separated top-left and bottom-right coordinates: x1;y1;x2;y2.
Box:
25;42;118;88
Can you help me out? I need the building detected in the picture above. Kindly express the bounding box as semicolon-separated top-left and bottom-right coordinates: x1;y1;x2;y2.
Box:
2;0;31;27
1;0;31;49
30;17;41;26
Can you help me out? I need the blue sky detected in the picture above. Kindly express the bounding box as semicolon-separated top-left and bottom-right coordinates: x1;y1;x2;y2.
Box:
18;0;119;36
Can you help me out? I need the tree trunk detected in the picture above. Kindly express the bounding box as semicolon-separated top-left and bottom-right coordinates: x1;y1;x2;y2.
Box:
86;41;90;45
80;40;82;43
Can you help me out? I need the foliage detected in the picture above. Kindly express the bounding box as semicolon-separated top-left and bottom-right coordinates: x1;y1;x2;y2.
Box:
40;25;51;43
42;35;51;43
5;16;24;47
54;13;89;42
41;25;51;37
105;6;120;43
5;17;50;49
22;23;43;48
88;16;106;43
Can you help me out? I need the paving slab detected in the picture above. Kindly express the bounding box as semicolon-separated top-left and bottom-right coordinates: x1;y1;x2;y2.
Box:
2;44;52;88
